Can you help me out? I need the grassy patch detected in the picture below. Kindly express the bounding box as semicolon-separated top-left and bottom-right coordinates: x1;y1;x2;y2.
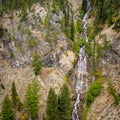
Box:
82;106;88;120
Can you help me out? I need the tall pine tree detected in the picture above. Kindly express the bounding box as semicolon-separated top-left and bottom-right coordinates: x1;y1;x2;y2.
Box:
58;84;71;120
70;11;75;41
1;95;15;120
11;82;22;111
32;51;42;76
46;87;58;120
25;79;40;120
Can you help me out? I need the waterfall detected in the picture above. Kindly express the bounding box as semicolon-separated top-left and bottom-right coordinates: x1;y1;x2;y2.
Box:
72;0;91;120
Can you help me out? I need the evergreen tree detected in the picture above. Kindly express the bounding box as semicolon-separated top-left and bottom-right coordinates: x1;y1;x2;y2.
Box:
77;6;84;33
32;51;42;76
25;79;40;120
70;12;75;41
58;84;71;120
11;82;22;111
59;0;65;12
64;5;70;37
82;0;87;14
1;95;15;120
46;87;58;120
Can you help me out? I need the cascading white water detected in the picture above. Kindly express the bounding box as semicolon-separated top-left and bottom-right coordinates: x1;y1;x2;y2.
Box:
72;0;91;120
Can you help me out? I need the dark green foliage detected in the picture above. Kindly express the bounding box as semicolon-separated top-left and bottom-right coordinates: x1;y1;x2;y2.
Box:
90;0;120;26
83;71;102;120
58;84;71;120
1;0;43;12
76;6;84;33
32;51;42;76
59;0;67;12
0;83;5;89
0;24;3;38
46;87;58;120
0;79;5;89
87;26;99;40
72;38;86;55
85;42;92;57
72;37;92;57
77;18;83;33
59;0;72;39
64;5;70;38
1;95;15;120
25;79;40;120
1;0;44;22
52;0;59;14
61;16;65;32
42;114;46;120
86;77;102;107
107;81;120;105
11;82;23;111
82;0;87;14
70;13;75;41
113;17;120;31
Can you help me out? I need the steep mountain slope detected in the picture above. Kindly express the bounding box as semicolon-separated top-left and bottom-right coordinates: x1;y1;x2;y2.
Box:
0;0;78;119
87;26;120;120
0;0;120;120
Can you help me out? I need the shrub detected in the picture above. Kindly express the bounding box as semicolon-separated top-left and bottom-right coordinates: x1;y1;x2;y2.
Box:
85;42;92;57
72;38;86;56
63;75;68;82
10;51;15;58
86;78;102;107
20;112;29;120
28;38;36;48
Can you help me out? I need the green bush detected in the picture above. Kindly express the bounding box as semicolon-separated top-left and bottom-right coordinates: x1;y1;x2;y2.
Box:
28;38;36;48
85;42;92;57
72;38;92;57
86;78;102;107
72;38;86;56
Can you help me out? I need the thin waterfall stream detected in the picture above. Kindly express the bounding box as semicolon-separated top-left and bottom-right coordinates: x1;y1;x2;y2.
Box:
72;0;91;120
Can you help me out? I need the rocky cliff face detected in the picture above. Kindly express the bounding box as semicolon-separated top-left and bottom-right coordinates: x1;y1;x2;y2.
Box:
0;1;78;119
86;25;120;120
